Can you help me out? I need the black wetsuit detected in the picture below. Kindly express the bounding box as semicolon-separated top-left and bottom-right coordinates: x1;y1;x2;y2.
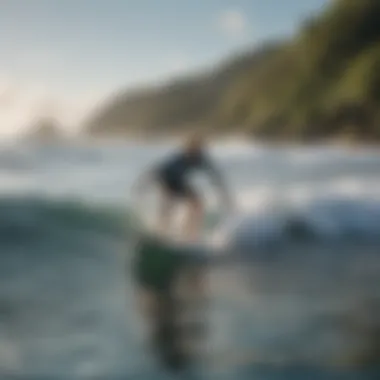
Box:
155;150;219;199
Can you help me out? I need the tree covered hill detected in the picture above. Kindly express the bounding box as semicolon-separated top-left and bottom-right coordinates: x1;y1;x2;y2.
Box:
86;0;380;142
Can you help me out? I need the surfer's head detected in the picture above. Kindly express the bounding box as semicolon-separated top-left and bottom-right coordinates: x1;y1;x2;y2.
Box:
184;133;205;155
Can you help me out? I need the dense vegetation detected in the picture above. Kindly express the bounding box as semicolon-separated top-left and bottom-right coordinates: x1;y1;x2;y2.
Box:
86;0;380;143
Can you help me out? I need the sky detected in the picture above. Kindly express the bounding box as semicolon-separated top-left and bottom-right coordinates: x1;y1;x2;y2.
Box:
0;0;329;136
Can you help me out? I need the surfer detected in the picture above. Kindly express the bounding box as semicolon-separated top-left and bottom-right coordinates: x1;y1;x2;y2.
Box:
134;134;232;242
132;135;232;370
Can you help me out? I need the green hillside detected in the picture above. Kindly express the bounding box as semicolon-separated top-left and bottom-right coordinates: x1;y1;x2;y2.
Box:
85;44;280;137
86;0;380;142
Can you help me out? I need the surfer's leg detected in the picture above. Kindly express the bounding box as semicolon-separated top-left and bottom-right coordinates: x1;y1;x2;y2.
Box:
185;264;205;300
183;193;203;242
138;287;160;325
183;192;205;293
157;187;174;237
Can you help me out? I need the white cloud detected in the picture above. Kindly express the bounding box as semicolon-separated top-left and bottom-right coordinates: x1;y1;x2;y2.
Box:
216;9;247;39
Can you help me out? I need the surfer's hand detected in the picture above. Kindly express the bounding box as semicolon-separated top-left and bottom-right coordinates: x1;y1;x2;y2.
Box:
132;170;154;200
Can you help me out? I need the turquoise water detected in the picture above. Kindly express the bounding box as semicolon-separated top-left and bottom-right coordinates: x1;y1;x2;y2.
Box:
0;139;379;379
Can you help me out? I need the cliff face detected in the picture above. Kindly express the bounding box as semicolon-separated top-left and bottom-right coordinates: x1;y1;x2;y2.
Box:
24;118;64;142
86;0;380;142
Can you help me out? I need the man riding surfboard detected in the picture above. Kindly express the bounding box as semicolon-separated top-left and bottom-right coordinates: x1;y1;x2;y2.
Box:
134;134;233;242
132;135;233;370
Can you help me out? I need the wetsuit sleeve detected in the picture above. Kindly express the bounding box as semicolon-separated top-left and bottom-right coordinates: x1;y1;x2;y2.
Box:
201;154;230;198
132;164;160;197
204;157;234;215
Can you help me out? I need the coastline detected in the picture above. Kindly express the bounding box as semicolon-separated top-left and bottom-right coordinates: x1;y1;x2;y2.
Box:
8;124;380;152
61;131;380;151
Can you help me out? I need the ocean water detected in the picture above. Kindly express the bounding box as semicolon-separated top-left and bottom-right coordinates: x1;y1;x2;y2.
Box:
0;139;379;379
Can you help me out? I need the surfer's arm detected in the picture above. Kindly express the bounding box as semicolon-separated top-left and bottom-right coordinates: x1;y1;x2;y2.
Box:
132;167;159;199
203;158;234;212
